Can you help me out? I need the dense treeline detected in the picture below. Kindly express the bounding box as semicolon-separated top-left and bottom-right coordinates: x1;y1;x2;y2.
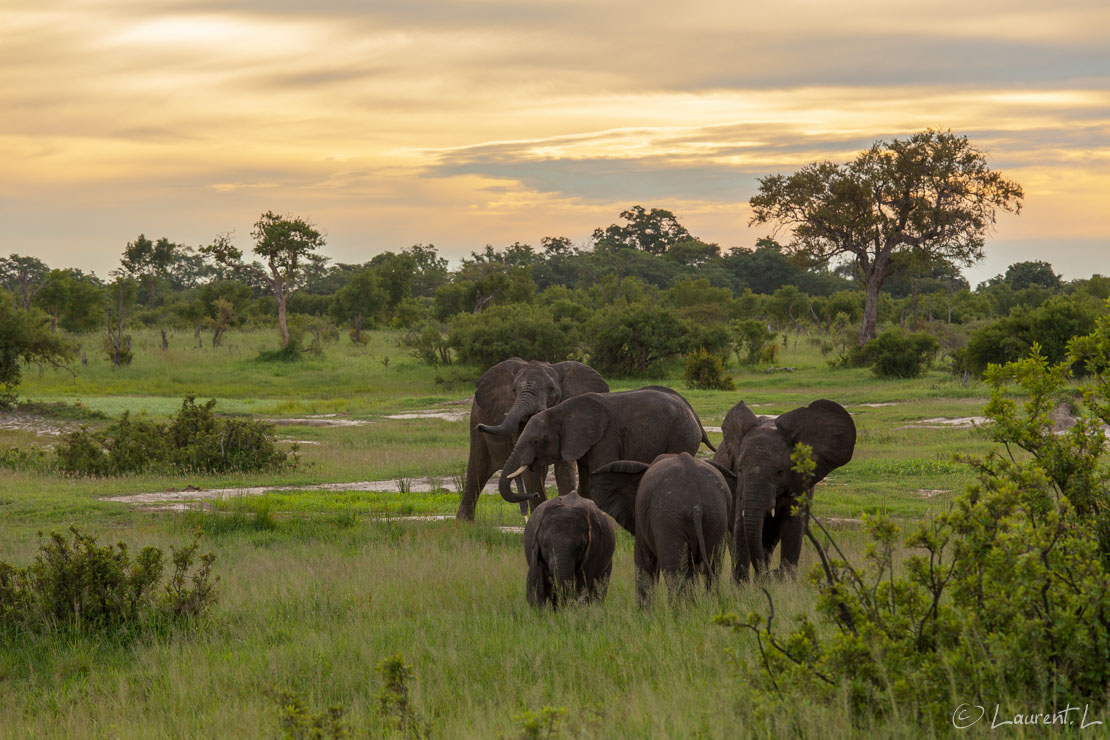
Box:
1;206;1108;389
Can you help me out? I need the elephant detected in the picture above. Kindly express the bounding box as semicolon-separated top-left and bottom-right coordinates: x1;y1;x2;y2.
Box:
455;358;609;521
591;453;737;605
714;399;856;582
497;386;715;516
523;490;616;608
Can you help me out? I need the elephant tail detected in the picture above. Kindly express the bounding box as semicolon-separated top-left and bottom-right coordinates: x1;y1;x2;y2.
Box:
692;504;710;581
700;426;716;452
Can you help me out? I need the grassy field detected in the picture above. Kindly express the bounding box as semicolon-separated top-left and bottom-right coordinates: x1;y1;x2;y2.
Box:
0;328;1003;737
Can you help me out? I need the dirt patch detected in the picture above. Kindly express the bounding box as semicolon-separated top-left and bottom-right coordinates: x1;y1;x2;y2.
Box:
915;489;951;498
103;476;499;506
855;402;901;408
381;410;469;422
0;413;75;437
266;416;372;427
896;417;989;430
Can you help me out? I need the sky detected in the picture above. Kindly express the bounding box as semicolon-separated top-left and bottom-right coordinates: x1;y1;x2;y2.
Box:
3;0;1108;286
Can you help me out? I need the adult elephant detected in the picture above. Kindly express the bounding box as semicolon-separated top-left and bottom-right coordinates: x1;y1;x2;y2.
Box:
714;399;856;582
591;453;736;605
455;358;608;521
497;386;715;510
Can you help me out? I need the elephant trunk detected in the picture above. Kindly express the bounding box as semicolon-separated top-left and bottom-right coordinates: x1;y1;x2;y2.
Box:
498;449;536;503
478;384;542;437
550;549;578;608
742;510;766;579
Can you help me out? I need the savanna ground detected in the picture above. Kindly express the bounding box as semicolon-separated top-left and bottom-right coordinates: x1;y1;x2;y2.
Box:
0;329;1000;738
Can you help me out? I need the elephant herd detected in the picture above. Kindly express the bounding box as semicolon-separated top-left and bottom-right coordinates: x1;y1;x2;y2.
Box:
455;358;857;607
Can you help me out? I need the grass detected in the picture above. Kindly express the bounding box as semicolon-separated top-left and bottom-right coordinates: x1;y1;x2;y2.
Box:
0;326;1012;737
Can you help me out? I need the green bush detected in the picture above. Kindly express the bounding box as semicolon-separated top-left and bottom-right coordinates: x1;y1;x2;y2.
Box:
717;315;1110;730
0;296;74;407
850;328;938;378
956;295;1101;376
447;303;576;370
683;347;734;390
732;319;776;365
586;303;686;376
0;527;216;635
55;397;296;476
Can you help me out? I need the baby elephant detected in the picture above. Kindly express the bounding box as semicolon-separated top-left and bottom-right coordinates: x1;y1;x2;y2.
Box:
523;490;616;609
592;453;736;605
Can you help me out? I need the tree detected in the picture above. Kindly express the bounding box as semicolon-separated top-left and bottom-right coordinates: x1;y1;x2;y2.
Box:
121;235;179;305
999;260;1062;291
330;268;385;343
592;205;693;255
0;254;51;310
750;130;1023;343
33;269;104;332
105;277;138;367
0;291;74;406
249;212;327;346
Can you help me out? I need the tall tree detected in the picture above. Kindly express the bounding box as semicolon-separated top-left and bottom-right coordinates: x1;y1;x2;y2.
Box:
121;235;179;305
749;130;1023;343
0;291;74;407
329;268;385;343
249;212;327;346
592;206;693;255
0;254;51;310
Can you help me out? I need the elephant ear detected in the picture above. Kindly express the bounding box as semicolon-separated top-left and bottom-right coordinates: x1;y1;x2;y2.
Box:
590;460;648;534
473;358;527;413
721;401;762;444
558;396;609;462
553;361;609;397
775;399;856;485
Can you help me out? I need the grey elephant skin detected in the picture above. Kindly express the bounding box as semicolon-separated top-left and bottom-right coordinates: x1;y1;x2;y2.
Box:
497;386;715;511
714;399;856;582
456;358;608;521
591;453;737;605
523;490;616;608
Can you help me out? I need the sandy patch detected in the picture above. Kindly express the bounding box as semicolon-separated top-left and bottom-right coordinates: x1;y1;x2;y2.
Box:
896;417;989;429
381;410;469;422
265;417;372;427
0;413;74;437
855;402;901;408
915;489;951;498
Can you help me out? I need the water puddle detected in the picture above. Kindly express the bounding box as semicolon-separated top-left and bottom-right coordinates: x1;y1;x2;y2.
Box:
265;416;373;427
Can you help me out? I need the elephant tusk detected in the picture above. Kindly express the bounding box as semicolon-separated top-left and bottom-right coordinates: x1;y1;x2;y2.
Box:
506;465;528;480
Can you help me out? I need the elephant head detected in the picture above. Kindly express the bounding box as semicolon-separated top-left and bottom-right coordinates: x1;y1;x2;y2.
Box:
475;359;608;439
498;394;610;502
720;399;856;577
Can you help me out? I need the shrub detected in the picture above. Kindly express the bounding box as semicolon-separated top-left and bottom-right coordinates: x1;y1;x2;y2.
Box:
586;303;686;376
0;527;216;636
716;315;1110;731
850;328;938;378
55;397;295;476
448;303;576;370
732;319;776;365
0;297;74;407
683;347;734;390
956;295;1100;376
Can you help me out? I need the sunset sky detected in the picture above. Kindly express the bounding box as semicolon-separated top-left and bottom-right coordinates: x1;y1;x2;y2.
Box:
3;0;1108;285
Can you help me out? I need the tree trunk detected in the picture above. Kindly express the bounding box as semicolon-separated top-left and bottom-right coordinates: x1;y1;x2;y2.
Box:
160;329;168;350
277;292;290;346
859;261;887;345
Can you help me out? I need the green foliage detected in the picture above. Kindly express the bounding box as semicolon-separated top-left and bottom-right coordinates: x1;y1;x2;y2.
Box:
850;328;938;378
403;322;451;366
0;527;216;636
957;295;1101;376
55;396;296;476
719;322;1110;730
515;706;567;740
0;444;50;472
732;319;776;365
257;337;304;362
586;303;686;376
448;303;575;370
270;690;350;740
0;294;75;406
683;347;734;390
377;654;428;737
329;268;384;341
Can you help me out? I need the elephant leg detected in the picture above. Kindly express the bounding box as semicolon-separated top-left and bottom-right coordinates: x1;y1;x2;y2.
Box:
526;558;550;608
634;539;659;608
526;468;549;514
553;459;577;495
777;497;810;575
732;516;751;584
456;430;494;521
586;560;612;603
658;540;694;604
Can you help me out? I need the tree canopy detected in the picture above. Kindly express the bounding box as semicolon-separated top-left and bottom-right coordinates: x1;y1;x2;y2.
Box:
749;129;1024;343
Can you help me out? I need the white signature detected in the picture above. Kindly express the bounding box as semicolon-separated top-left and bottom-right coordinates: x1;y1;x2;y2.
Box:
953;703;1103;730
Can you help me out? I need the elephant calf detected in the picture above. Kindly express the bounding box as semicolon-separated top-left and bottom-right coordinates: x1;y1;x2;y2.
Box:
523;490;616;609
592;453;736;605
